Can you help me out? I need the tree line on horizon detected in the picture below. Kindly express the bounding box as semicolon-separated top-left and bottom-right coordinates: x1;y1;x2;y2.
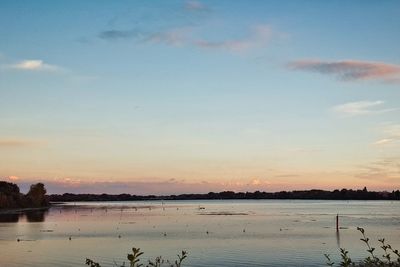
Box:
49;187;400;202
1;180;400;205
0;181;49;209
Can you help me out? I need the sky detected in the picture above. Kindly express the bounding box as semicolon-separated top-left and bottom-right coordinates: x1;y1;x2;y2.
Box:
0;0;399;194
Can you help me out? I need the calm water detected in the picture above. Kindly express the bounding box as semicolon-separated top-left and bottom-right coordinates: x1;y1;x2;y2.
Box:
0;200;399;267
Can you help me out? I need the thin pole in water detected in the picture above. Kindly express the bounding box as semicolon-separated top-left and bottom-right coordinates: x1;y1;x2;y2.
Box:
336;214;339;232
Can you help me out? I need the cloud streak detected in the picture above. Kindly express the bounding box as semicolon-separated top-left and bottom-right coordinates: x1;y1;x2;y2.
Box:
9;60;60;71
356;158;400;183
0;138;42;148
333;101;397;116
194;25;272;52
288;60;400;83
373;123;400;146
96;1;277;53
99;26;191;47
98;29;141;40
143;28;190;46
185;0;209;12
98;16;274;53
373;138;394;146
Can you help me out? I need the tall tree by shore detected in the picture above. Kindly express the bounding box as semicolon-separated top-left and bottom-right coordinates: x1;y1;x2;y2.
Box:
0;181;49;210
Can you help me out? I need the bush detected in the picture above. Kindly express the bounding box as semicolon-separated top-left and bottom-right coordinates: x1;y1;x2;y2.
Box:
325;227;400;266
86;247;187;267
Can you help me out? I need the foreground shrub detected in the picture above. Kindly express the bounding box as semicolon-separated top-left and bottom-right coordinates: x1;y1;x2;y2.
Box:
86;247;187;267
325;227;400;266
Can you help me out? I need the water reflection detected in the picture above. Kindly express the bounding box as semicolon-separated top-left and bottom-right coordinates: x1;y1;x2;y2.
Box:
0;213;19;223
25;210;48;222
336;228;341;248
0;209;49;223
0;201;400;267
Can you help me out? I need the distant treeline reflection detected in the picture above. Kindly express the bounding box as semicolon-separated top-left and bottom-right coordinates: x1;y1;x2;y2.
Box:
0;209;48;223
50;187;400;202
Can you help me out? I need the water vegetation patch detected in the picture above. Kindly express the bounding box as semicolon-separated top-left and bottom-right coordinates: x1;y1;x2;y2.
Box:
86;247;187;267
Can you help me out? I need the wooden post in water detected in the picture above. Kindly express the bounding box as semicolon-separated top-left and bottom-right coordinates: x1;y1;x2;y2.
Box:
336;214;339;231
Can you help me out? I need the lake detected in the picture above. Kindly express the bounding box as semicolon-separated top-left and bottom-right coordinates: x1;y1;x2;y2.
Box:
0;200;399;266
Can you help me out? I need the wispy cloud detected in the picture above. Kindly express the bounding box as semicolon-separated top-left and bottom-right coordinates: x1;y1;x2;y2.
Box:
288;59;400;83
333;101;397;116
0;138;43;148
8;59;60;71
383;123;400;137
95;1;278;53
99;26;190;46
194;25;272;52
97;23;274;53
356;158;400;183
98;29;141;40
97;1;208;43
143;27;191;46
185;0;209;12
373;123;400;146
373;138;394;146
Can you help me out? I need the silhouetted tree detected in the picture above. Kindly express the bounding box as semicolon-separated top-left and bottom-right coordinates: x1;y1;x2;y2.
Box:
0;181;21;209
25;183;49;208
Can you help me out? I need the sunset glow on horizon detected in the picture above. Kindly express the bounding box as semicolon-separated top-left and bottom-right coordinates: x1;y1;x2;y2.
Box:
1;1;399;194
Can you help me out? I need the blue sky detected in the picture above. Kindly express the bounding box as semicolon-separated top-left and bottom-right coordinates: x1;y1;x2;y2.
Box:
1;1;399;194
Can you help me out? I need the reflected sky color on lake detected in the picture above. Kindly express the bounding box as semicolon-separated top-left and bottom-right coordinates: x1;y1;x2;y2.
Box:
1;200;400;266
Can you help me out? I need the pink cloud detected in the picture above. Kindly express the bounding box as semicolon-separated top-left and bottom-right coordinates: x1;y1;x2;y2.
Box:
7;175;19;181
288;59;400;82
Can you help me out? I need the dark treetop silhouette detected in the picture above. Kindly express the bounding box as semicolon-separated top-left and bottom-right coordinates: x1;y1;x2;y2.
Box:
0;181;49;210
